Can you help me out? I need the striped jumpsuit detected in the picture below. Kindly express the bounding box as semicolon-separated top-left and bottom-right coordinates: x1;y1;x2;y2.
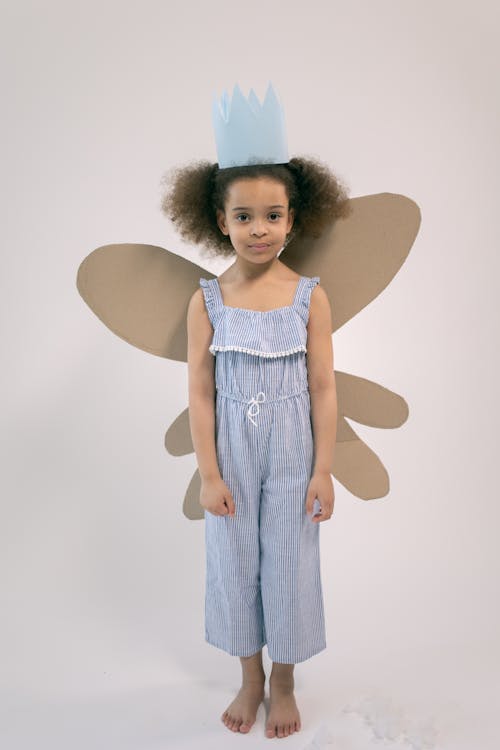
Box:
199;274;326;664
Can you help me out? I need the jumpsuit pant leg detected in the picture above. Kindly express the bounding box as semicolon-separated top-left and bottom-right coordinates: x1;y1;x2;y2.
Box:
204;391;266;657
259;391;327;664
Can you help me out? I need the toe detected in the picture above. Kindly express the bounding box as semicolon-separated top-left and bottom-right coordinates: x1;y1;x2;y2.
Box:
266;724;276;738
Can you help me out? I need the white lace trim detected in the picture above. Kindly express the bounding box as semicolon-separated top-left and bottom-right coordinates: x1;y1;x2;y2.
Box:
209;344;306;358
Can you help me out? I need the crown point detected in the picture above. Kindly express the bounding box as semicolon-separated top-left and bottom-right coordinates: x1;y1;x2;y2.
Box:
263;82;279;110
248;88;260;115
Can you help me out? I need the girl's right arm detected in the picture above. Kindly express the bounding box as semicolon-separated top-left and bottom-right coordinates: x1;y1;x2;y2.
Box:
186;288;235;517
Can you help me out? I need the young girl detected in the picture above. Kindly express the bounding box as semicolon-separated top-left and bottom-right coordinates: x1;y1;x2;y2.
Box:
162;145;349;737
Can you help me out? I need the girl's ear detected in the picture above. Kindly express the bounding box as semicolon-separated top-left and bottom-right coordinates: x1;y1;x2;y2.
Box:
287;207;295;234
216;209;229;235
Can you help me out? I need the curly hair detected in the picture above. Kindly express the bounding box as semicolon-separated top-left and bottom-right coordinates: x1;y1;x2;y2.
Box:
160;156;351;258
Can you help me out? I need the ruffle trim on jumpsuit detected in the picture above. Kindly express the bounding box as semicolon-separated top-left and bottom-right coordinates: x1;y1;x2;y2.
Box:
199;275;320;359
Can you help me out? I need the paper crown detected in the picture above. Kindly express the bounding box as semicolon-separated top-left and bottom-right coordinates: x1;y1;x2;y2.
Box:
212;83;289;169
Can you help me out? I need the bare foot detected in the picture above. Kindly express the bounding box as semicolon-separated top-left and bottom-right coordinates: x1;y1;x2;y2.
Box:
221;679;265;733
265;679;301;739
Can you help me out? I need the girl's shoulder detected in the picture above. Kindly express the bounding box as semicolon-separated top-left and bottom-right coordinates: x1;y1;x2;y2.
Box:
187;285;214;331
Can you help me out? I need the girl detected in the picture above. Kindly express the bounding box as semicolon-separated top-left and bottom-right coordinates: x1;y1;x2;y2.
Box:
162;156;349;739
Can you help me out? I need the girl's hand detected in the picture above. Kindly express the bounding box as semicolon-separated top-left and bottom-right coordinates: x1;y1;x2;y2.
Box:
305;471;335;523
200;476;236;517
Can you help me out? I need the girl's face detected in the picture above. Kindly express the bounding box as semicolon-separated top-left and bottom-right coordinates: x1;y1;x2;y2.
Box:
216;177;294;262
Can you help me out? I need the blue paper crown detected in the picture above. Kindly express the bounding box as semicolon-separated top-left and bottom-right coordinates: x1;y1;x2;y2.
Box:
212;83;289;169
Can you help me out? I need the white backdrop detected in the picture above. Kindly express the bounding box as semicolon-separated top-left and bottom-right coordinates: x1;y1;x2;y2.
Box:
1;1;499;748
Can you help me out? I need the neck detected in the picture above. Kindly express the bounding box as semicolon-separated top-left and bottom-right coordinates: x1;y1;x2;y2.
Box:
229;255;284;282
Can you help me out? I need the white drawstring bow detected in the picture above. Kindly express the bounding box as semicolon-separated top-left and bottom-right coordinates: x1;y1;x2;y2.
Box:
247;391;266;426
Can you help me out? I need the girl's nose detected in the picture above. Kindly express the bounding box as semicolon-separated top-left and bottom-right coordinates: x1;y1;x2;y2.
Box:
250;221;267;236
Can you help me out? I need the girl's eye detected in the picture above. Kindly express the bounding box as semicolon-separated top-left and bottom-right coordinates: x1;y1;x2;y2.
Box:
269;213;282;221
235;214;249;222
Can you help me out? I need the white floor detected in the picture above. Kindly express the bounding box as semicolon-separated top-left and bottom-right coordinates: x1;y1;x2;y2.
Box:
2;641;497;750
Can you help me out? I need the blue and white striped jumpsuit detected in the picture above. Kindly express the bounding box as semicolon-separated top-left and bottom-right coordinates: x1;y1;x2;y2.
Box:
199;274;326;664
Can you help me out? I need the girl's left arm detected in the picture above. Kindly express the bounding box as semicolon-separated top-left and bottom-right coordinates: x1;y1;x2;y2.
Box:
305;285;337;522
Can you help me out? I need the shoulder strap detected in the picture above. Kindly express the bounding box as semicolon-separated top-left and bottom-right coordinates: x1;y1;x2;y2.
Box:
199;277;223;328
294;276;320;324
